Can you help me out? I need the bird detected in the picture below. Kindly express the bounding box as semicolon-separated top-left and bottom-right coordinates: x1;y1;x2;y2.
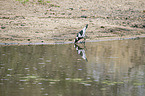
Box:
74;24;88;43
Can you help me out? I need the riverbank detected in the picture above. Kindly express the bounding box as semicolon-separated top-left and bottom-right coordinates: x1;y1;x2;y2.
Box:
0;0;145;44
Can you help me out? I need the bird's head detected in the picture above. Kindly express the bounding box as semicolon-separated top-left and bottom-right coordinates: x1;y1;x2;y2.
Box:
74;37;78;43
74;38;77;43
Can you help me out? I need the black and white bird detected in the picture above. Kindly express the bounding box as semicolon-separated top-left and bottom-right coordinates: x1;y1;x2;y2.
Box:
74;24;88;43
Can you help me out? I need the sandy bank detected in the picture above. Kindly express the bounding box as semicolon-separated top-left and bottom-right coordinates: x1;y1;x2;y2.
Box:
0;0;145;44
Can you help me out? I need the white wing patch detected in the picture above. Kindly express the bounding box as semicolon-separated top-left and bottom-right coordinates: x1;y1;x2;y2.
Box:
82;27;86;37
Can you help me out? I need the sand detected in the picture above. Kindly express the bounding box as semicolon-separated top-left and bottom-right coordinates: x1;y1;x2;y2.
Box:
0;0;145;44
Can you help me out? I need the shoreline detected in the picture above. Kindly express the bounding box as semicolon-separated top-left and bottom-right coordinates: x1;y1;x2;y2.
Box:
0;35;144;46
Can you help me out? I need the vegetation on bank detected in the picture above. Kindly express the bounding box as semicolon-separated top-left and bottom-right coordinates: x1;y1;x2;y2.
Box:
16;0;51;4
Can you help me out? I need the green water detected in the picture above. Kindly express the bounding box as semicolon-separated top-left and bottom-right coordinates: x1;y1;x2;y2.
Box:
0;38;145;96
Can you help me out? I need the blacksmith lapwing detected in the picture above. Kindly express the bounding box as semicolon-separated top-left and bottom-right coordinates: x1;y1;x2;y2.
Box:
74;24;88;43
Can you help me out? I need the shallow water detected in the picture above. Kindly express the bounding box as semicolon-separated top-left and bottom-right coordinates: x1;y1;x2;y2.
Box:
0;38;145;96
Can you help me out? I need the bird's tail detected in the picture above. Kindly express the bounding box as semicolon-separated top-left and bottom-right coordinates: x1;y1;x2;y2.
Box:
86;24;88;29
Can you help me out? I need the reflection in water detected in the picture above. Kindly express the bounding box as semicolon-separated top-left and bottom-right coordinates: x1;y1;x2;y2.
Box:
74;44;88;62
0;38;145;96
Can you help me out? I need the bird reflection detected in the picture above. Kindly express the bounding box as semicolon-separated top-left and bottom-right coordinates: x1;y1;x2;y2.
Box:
74;44;88;62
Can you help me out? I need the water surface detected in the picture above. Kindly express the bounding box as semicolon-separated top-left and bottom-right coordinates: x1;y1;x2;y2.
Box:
0;38;145;96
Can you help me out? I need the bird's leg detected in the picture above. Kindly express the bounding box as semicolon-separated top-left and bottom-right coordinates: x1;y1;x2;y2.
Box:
79;37;85;44
83;36;86;42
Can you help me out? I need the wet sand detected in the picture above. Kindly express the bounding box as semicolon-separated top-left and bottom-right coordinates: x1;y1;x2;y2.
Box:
0;0;145;44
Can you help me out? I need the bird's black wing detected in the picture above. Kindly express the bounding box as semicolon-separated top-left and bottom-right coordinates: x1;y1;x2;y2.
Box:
79;30;83;36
